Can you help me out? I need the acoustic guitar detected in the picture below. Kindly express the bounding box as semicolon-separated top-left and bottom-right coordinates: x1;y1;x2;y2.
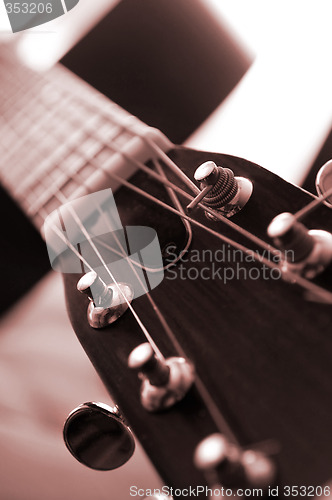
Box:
1;43;332;500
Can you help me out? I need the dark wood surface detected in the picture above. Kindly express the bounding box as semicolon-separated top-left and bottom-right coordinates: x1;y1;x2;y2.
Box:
64;147;332;497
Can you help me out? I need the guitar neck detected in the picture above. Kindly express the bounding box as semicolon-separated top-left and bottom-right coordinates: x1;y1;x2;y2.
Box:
0;45;172;234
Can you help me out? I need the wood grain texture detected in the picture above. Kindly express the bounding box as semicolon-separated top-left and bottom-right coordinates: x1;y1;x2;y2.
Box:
64;148;332;496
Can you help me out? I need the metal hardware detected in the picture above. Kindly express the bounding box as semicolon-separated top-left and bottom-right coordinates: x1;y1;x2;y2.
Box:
77;271;134;328
194;433;276;494
268;212;332;279
188;161;253;218
240;449;277;490
63;402;135;471
316;159;332;206
128;343;195;412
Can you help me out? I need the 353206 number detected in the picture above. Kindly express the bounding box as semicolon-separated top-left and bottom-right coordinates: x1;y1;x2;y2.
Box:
284;485;331;496
5;3;53;14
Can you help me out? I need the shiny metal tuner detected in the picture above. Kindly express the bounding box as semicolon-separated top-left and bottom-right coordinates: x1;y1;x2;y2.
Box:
189;161;253;218
316;159;332;206
77;271;134;328
268;212;332;279
63;402;135;470
194;433;276;493
128;343;195;412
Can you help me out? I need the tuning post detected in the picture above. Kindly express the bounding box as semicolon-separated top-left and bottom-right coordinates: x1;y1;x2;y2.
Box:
194;433;276;495
77;271;134;328
194;433;243;489
188;161;253;218
128;343;195;411
267;212;332;279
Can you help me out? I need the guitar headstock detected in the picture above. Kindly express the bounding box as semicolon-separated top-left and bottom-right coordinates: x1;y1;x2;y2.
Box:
52;146;332;497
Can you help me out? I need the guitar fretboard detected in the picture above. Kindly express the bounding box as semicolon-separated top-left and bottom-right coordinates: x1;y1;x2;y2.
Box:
0;45;171;233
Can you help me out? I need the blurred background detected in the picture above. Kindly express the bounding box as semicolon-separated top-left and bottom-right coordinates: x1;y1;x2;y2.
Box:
1;1;332;499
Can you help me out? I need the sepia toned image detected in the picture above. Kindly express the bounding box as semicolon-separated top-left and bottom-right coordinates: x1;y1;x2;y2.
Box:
1;1;332;499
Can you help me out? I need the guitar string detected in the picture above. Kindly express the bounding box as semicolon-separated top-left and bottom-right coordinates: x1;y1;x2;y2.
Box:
18;106;282;259
16;95;328;268
103;141;281;257
6;66;331;262
81;158;332;305
76;120;332;303
87;116;283;258
98;112;332;260
42;193;240;444
19;112;332;306
38;143;332;306
8;82;332;308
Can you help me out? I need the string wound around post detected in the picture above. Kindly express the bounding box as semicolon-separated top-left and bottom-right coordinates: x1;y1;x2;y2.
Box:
187;161;253;218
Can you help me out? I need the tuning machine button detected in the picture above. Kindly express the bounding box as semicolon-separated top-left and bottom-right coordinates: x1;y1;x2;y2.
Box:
267;212;332;279
188;161;253;218
194;434;276;495
77;271;134;328
63;402;135;470
128;343;195;412
194;433;243;489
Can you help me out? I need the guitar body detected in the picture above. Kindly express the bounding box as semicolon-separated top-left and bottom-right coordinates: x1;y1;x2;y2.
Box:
64;147;332;494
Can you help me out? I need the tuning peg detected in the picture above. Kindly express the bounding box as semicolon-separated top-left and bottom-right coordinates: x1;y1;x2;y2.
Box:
77;271;134;328
63;402;135;470
316;159;332;206
267;212;332;279
194;434;276;494
128;343;195;412
240;449;277;490
188;161;253;218
194;433;243;487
